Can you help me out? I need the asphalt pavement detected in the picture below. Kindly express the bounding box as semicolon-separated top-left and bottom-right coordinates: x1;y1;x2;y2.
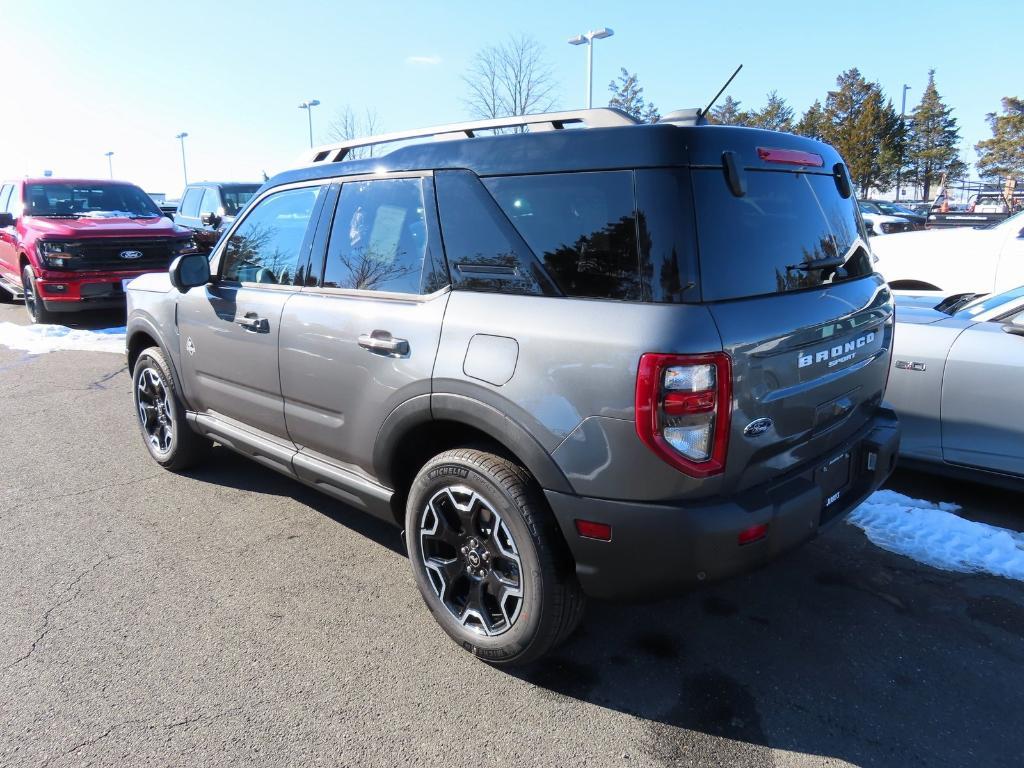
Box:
1;301;1022;768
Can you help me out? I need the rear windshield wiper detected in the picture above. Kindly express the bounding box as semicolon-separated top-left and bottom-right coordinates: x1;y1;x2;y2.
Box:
787;257;846;272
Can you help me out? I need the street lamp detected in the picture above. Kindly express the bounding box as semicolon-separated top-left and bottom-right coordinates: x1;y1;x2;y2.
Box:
104;151;114;179
896;84;911;201
298;99;321;148
568;27;614;109
175;132;189;187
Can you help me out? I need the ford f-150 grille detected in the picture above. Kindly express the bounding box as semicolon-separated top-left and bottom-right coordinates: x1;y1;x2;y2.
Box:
50;238;181;271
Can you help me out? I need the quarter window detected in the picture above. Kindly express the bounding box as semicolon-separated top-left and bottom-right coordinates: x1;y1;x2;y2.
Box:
221;186;322;285
484;172;641;301
321;178;437;294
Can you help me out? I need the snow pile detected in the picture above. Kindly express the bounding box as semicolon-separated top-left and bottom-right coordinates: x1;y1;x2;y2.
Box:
849;490;1024;581
0;322;126;355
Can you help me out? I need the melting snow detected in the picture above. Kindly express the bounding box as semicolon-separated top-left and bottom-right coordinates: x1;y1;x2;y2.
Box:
849;490;1024;581
0;322;126;355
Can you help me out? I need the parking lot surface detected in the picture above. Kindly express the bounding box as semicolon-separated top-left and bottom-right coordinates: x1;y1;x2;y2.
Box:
1;302;1022;768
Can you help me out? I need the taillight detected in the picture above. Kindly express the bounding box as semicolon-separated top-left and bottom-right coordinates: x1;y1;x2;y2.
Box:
635;353;732;477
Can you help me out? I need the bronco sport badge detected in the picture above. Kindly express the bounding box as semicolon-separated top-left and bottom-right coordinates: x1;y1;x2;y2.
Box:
798;332;876;369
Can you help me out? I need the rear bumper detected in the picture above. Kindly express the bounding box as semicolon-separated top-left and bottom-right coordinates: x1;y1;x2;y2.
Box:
546;407;900;600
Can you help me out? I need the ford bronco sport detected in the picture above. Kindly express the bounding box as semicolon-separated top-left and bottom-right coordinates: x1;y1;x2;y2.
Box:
125;108;900;665
0;178;195;323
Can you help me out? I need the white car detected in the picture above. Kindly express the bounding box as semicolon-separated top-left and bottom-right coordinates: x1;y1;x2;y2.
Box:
872;210;1024;293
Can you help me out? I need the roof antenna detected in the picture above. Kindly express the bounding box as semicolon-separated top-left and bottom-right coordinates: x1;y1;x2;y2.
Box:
700;64;743;120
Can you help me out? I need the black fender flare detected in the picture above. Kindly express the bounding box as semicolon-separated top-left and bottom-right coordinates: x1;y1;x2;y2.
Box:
373;392;573;494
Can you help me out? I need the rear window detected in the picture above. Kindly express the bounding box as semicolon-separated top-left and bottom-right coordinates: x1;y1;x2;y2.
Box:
692;169;872;302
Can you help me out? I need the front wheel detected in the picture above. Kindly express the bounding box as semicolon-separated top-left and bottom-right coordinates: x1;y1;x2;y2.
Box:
22;265;54;324
405;448;584;666
132;346;211;470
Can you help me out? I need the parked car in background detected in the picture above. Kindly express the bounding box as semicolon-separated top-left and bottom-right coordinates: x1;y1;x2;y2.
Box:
862;200;927;227
889;286;1024;487
0;178;194;323
872;210;1024;292
126;108;899;665
858;200;921;235
174;181;261;251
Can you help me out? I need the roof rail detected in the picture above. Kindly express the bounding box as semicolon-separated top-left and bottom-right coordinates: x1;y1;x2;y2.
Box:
302;108;639;164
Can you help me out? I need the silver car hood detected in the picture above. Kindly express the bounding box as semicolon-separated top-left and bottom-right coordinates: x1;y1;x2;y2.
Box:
893;294;949;325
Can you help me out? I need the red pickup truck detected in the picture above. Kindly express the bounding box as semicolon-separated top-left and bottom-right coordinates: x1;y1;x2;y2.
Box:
0;178;194;323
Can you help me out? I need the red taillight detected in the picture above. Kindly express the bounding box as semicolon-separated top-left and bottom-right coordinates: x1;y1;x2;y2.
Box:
757;147;824;167
737;523;768;546
575;519;612;541
635;352;732;478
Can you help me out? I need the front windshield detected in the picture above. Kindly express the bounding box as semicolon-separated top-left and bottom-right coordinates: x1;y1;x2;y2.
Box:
25;182;162;218
955;285;1024;318
877;202;915;217
858;201;882;215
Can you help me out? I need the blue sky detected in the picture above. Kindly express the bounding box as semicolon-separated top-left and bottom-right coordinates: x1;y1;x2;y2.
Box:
2;0;1019;196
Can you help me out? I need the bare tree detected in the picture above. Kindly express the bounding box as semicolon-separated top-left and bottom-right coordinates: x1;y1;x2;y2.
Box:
326;105;382;159
463;34;557;124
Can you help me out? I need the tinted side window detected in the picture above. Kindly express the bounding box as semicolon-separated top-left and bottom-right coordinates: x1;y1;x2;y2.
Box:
0;185;11;214
435;170;555;296
5;185;22;216
179;188;203;218
321;178;438;294
484;171;641;301
200;188;221;216
635;170;700;303
691;169;873;301
221;185;322;285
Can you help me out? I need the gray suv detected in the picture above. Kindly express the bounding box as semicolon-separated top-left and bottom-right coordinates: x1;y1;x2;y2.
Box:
126;108;900;665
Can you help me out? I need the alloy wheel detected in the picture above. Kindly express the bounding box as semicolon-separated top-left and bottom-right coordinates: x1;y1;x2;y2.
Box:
136;367;173;454
419;485;524;636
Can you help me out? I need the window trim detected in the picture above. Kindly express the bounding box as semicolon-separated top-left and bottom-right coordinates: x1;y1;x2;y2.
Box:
211;179;329;290
300;170;449;302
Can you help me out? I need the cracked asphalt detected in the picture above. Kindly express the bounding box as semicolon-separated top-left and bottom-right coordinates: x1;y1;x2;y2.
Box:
1;302;1023;768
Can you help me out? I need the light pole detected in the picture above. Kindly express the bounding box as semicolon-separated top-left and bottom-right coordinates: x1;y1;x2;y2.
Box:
104;151;114;179
298;99;320;148
568;28;614;109
175;132;189;187
896;84;911;201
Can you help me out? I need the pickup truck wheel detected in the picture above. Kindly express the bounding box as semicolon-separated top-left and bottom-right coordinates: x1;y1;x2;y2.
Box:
132;346;210;470
22;265;54;324
405;448;584;666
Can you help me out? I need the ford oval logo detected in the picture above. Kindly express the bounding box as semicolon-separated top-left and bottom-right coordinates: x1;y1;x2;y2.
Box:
743;417;773;437
119;250;143;260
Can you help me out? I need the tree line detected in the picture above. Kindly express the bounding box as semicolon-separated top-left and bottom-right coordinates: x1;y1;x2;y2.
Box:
327;33;1023;198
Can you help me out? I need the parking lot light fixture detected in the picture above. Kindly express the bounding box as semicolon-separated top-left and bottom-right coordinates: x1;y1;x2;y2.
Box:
104;151;114;179
175;132;189;187
568;27;614;109
299;99;321;148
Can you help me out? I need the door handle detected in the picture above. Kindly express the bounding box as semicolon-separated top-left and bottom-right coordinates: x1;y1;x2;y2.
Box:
236;313;269;333
358;331;409;356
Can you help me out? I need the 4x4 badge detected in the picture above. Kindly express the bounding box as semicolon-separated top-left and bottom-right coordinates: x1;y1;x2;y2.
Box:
185;337;195;356
743;418;773;437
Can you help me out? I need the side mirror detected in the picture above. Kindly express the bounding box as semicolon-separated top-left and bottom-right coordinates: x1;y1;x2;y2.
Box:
0;212;15;228
170;253;211;293
200;211;220;227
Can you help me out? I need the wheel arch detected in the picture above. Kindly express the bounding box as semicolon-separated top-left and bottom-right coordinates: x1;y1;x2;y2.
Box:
375;393;574;527
126;317;187;398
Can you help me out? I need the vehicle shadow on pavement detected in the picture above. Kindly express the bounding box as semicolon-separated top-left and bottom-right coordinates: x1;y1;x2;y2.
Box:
512;519;1024;767
180;446;405;555
58;308;129;330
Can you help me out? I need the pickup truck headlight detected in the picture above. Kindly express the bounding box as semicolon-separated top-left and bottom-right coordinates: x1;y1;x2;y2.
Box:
879;222;897;234
38;240;82;268
172;237;197;256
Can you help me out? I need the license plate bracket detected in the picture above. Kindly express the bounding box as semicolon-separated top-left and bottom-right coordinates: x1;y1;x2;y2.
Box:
817;450;851;509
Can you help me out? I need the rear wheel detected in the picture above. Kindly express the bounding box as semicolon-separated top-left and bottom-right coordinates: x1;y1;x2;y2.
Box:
22;265;54;324
405;448;584;666
132;346;211;470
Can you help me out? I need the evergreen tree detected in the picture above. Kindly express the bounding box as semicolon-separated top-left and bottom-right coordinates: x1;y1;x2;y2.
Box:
708;95;749;126
794;100;827;140
607;68;660;123
975;97;1024;180
906;70;964;201
820;69;904;195
747;91;794;132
